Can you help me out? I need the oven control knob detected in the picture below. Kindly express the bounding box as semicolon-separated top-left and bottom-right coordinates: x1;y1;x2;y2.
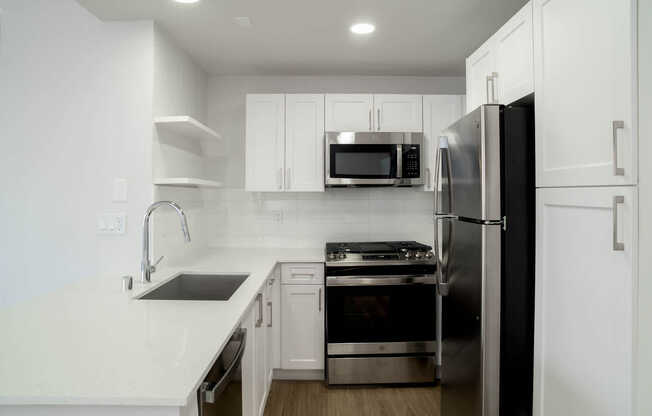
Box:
415;251;424;259
327;252;336;260
337;252;347;260
405;251;414;259
425;251;434;259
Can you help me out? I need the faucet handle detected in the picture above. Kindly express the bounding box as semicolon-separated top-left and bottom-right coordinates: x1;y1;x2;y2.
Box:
150;256;164;273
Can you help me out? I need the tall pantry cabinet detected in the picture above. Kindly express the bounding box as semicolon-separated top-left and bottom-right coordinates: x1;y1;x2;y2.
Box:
532;1;638;416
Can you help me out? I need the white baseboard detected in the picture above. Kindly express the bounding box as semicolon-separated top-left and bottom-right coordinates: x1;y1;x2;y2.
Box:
272;369;325;381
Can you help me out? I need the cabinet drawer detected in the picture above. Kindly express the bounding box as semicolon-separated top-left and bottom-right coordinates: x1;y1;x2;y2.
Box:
281;263;324;285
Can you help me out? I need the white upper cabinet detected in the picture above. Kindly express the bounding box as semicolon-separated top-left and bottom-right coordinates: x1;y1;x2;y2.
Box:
373;94;423;132
534;0;636;187
466;39;497;113
422;95;465;191
325;94;373;131
465;1;533;113
534;187;635;416
325;94;423;132
245;94;285;191
495;2;534;105
285;94;325;192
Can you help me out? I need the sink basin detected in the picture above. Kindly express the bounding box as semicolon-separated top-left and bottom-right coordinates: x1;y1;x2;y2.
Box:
138;273;249;301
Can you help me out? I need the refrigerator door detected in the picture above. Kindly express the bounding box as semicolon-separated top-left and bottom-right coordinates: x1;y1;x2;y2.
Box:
435;105;502;416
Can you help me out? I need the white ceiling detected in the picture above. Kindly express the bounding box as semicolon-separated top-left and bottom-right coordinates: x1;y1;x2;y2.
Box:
77;0;528;76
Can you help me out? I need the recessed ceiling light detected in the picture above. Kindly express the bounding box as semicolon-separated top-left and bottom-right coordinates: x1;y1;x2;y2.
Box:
174;0;200;4
350;23;375;35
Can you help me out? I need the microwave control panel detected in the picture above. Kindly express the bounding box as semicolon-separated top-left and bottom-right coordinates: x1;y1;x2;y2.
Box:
402;145;420;178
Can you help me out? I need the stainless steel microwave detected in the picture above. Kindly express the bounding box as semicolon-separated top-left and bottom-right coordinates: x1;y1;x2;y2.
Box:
325;132;424;187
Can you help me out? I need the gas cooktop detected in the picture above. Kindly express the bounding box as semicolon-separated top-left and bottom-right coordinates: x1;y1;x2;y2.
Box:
325;241;435;264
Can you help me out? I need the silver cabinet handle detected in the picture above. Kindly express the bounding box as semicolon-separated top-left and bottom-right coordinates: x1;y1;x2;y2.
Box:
613;196;625;251
267;301;273;327
318;288;322;312
255;293;263;327
277;168;283;190
426;167;431;189
377;109;381;131
286;168;291;190
613;120;625;176
368;109;372;131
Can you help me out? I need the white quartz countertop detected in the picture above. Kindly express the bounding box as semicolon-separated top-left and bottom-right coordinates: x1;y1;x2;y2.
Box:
0;248;324;406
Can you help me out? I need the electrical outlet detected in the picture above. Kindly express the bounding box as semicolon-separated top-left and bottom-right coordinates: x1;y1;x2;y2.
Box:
271;210;283;223
97;213;127;234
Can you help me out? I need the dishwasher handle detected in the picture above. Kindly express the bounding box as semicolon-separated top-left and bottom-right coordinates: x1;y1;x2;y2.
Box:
199;328;247;408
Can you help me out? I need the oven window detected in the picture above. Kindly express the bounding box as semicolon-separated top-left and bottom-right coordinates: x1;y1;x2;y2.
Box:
330;144;397;178
326;285;436;343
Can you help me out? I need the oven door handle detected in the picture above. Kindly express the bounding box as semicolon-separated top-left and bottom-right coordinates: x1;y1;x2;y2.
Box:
326;275;436;286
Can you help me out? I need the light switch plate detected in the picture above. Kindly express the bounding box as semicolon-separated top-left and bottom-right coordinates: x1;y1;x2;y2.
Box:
97;213;127;234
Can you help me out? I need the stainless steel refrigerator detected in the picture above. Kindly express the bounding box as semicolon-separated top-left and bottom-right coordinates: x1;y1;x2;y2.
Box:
434;103;535;416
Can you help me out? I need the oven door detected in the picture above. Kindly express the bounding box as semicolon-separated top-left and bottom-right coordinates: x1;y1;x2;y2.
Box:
326;143;399;186
326;272;437;352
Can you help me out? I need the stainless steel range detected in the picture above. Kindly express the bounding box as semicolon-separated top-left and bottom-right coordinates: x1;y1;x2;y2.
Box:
325;241;438;385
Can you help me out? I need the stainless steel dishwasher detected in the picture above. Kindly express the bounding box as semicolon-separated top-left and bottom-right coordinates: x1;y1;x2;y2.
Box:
198;328;246;416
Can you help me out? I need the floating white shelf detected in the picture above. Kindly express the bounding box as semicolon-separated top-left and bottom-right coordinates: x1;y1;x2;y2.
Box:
154;116;222;142
153;177;223;188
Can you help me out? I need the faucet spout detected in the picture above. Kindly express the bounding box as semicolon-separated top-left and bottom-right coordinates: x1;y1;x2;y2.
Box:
141;201;191;283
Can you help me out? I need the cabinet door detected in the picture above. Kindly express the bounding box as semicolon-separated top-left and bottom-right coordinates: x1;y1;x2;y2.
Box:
264;276;276;385
373;94;423;132
270;267;282;369
281;285;325;370
494;1;533;105
280;263;324;285
422;95;465;191
534;0;635;187
285;94;325;192
252;292;267;416
325;94;373;131
465;38;496;114
534;187;635;416
241;304;256;416
246;94;285;191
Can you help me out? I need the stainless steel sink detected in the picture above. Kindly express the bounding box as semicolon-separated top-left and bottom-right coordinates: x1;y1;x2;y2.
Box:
138;273;249;301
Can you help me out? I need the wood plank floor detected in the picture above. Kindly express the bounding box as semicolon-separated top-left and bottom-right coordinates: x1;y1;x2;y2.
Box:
263;381;441;416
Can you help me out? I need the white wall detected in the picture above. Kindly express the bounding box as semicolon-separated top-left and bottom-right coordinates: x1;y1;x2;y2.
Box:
151;26;212;266
204;75;464;248
637;0;652;414
0;0;154;306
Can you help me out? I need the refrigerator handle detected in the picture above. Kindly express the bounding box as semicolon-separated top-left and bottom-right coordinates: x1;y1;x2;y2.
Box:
434;136;454;297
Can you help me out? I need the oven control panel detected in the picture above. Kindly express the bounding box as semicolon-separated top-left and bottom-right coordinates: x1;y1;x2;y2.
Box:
401;145;420;179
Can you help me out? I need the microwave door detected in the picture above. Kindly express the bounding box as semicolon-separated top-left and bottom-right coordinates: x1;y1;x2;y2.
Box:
326;143;399;186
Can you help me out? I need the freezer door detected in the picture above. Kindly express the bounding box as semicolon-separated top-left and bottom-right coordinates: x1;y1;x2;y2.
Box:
439;220;501;416
439;105;502;221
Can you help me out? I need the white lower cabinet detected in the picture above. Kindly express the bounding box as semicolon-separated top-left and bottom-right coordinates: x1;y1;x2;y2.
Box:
534;186;636;416
242;283;272;416
281;284;324;370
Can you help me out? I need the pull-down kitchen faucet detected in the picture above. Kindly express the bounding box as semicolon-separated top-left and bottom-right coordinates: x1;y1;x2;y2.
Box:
141;201;191;283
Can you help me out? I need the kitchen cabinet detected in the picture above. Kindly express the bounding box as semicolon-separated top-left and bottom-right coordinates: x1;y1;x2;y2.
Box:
245;94;285;191
465;1;533;113
241;302;256;416
534;0;636;187
534;187;636;416
269;266;281;370
281;284;325;370
325;94;373;131
285;94;325;192
325;94;423;132
280;263;324;285
422;95;465;191
373;94;423;132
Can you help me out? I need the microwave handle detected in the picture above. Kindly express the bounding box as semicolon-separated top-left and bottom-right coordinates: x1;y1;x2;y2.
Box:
396;144;402;178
